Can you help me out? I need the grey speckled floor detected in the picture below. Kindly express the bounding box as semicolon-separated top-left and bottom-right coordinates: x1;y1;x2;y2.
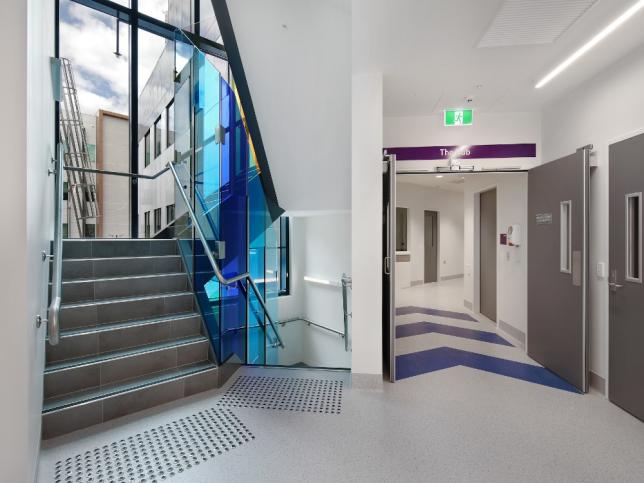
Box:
38;363;644;483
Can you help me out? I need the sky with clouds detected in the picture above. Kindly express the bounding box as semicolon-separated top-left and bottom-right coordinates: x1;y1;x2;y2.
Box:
59;0;170;117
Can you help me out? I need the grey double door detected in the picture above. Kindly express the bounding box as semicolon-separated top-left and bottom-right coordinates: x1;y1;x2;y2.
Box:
609;132;644;421
528;147;590;392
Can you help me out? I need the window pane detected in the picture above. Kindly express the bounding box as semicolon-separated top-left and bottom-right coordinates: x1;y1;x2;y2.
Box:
166;101;175;147
626;193;642;281
154;116;162;157
139;0;193;28
59;0;130;238
560;201;571;273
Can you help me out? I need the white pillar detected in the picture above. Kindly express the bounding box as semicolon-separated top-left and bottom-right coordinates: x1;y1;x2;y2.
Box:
351;72;384;388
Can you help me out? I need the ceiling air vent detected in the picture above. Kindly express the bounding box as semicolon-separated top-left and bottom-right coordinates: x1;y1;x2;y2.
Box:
478;0;598;48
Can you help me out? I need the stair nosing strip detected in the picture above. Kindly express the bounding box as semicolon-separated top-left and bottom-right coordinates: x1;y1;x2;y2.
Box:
42;363;217;414
62;254;182;263
45;335;208;374
62;272;187;285
54;312;201;338
61;291;193;309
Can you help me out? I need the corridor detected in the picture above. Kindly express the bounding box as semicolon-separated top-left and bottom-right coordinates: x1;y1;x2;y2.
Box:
395;279;576;391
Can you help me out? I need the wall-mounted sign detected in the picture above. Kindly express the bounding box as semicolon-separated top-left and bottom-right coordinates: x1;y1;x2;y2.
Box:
536;213;553;225
444;109;473;126
383;143;537;161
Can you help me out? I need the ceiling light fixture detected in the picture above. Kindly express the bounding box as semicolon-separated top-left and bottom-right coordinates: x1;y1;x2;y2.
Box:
436;175;444;178
535;0;644;89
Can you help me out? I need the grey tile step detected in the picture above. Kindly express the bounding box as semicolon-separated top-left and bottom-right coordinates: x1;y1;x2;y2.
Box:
46;335;208;373
59;291;195;331
61;272;189;303
46;312;203;364
42;362;219;439
60;254;183;281
62;239;178;260
43;360;217;412
43;336;211;400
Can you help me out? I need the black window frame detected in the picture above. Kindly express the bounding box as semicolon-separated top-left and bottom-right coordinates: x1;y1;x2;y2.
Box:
153;207;162;233
154;115;162;158
166;203;175;224
278;215;290;296
144;130;151;167
166;100;174;148
144;211;151;238
56;0;229;238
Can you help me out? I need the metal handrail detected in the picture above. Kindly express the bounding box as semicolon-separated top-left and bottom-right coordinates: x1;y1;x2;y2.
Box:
341;273;352;351
47;144;65;346
281;317;345;338
167;161;285;348
64;165;170;180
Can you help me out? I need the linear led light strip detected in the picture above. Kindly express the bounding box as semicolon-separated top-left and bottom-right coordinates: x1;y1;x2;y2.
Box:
303;276;342;287
535;0;644;89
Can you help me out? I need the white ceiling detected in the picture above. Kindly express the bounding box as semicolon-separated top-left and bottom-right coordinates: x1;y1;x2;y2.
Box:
352;0;644;116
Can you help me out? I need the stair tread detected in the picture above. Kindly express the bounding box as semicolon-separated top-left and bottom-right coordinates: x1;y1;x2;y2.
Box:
62;272;187;284
43;361;217;413
61;290;192;309
45;335;208;373
56;312;201;338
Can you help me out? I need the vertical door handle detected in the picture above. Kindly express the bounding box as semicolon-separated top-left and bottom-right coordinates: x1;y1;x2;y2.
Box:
609;269;624;292
384;256;391;275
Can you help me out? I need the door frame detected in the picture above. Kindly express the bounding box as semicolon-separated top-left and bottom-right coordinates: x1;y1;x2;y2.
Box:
471;184;498;320
387;168;529;383
476;187;498;323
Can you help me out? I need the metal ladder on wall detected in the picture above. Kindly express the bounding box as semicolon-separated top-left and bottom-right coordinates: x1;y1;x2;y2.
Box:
59;57;100;236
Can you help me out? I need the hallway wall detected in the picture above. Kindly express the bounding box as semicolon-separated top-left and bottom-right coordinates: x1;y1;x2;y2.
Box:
542;43;644;385
278;213;351;368
396;182;464;283
463;174;528;346
0;0;55;480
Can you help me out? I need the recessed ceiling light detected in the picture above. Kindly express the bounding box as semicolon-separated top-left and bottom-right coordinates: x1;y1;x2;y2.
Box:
535;0;644;88
436;175;444;178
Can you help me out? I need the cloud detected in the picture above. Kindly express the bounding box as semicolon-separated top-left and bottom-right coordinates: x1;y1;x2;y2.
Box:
59;0;169;117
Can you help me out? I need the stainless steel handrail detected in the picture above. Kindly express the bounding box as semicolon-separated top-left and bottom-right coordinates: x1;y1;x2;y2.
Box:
47;144;65;346
341;273;352;351
64;165;170;180
281;317;345;338
167;161;285;348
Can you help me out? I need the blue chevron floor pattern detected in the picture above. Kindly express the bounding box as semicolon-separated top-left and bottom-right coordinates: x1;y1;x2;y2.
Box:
396;346;580;393
395;305;478;322
396;320;513;346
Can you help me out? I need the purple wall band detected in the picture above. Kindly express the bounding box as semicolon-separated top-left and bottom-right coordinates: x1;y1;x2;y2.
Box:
384;143;537;161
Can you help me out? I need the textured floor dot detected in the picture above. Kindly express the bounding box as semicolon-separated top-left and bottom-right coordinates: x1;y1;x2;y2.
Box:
52;408;253;483
217;376;343;414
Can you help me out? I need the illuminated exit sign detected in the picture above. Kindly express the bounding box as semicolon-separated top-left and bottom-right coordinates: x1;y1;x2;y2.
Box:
444;109;473;126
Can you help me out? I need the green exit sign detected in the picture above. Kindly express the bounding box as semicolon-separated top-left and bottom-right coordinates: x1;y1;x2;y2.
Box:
444;109;473;126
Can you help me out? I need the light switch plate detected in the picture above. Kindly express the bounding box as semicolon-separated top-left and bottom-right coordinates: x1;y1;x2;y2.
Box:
596;262;606;279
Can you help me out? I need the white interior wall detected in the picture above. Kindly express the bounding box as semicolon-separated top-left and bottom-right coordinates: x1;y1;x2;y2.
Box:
277;213;351;368
227;0;351;214
0;0;55;480
396;183;464;283
351;71;383;380
541;43;644;382
463;174;529;342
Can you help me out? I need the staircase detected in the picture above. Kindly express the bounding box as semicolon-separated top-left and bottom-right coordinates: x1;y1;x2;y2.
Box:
42;239;218;439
